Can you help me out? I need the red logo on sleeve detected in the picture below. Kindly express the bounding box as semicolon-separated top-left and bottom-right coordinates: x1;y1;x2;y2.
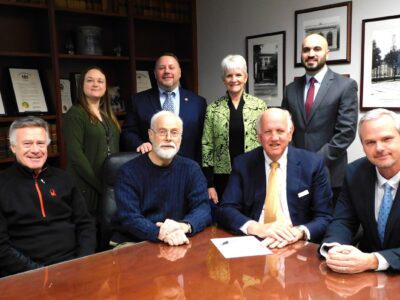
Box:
49;189;57;197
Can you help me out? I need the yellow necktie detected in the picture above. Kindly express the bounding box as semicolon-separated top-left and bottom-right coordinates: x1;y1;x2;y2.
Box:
264;162;285;223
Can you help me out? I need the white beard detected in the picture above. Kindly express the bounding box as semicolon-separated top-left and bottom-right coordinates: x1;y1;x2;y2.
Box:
153;143;179;159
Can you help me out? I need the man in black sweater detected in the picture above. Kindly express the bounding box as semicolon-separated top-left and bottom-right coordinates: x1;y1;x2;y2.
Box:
0;116;96;277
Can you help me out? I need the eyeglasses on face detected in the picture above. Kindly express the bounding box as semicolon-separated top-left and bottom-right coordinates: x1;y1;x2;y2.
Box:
151;129;182;138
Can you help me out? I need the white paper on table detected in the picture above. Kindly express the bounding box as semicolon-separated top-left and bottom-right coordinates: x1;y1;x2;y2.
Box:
211;236;272;259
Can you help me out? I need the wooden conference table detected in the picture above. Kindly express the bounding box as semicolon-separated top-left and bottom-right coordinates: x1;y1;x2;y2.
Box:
0;226;399;299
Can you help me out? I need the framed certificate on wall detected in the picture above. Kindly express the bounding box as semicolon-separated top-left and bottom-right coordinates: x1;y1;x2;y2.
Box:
9;68;48;113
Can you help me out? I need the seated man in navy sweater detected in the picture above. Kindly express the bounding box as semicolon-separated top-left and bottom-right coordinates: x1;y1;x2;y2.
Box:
0;116;96;277
112;111;211;246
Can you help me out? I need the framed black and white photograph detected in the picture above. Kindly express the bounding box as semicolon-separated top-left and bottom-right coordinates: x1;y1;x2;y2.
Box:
295;1;352;67
361;14;400;110
246;31;285;107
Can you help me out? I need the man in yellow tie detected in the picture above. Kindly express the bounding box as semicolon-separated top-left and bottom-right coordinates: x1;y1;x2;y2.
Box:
217;108;333;248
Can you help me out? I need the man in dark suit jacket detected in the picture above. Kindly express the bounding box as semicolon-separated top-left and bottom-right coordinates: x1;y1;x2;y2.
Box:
120;53;207;163
281;34;358;204
320;108;400;273
217;108;332;249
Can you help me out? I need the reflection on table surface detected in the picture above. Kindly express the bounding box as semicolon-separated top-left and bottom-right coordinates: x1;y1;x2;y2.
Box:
0;226;399;299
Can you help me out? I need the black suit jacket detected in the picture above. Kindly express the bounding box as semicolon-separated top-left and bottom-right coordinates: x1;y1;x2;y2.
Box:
120;87;207;162
322;157;400;271
281;69;358;187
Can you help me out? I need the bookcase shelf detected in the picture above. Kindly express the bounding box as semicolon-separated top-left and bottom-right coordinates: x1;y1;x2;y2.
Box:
0;0;198;168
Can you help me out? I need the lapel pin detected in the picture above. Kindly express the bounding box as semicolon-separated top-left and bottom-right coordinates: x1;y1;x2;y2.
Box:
184;98;189;101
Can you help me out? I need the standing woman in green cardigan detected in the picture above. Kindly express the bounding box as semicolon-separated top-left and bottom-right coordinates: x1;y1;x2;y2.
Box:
63;66;120;220
202;55;267;213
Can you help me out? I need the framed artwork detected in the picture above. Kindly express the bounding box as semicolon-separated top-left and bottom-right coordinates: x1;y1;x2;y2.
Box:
70;72;81;103
246;31;286;107
295;1;352;67
0;91;5;115
59;79;73;113
360;14;400;110
9;68;48;113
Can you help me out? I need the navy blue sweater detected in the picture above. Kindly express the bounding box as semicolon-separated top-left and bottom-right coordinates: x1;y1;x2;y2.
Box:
113;154;211;242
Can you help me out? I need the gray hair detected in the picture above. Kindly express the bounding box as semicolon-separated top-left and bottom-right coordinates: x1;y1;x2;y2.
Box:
358;108;400;140
9;116;51;146
150;111;183;131
221;54;247;79
256;108;293;134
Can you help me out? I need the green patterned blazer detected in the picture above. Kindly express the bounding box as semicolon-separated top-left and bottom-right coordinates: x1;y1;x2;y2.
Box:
202;92;267;174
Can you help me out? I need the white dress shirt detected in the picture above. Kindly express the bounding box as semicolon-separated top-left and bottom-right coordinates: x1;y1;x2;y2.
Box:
240;148;310;239
320;168;400;271
303;64;328;103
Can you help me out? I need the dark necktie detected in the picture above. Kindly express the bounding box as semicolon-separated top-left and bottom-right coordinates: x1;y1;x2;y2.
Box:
305;77;316;119
162;92;174;113
377;183;393;244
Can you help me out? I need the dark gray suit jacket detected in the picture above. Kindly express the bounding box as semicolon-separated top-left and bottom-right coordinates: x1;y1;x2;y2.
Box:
281;69;358;187
322;157;400;271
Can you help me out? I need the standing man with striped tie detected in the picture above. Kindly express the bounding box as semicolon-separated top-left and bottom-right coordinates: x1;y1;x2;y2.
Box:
281;33;358;206
217;108;333;249
320;109;400;273
121;53;207;163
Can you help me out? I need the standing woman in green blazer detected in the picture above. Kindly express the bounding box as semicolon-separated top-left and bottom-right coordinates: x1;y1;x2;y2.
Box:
63;66;120;220
202;55;267;212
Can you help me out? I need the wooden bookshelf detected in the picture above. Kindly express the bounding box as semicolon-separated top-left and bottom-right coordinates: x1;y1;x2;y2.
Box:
0;0;198;168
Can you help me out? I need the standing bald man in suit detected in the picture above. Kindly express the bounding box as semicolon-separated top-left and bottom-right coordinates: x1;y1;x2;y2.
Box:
121;53;207;163
281;34;358;205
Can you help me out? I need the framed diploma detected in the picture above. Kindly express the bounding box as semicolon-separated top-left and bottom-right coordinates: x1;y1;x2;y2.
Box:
0;92;5;115
136;70;152;92
60;79;73;113
9;68;48;113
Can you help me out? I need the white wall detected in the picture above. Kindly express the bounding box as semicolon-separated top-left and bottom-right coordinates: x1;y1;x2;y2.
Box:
196;0;400;162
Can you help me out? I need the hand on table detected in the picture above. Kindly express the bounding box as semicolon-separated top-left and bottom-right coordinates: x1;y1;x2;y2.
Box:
156;219;190;246
326;245;378;274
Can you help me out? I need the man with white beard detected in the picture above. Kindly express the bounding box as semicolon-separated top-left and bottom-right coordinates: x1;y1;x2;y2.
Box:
112;111;211;246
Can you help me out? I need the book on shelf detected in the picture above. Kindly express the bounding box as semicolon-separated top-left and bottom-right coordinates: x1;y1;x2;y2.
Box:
55;0;68;8
133;0;191;21
49;124;58;155
0;127;8;160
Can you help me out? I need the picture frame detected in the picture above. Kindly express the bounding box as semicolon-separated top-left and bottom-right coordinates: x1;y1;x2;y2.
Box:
360;14;400;110
70;72;81;103
59;79;73;113
295;1;352;67
246;31;286;107
9;68;48;114
0;91;5;116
